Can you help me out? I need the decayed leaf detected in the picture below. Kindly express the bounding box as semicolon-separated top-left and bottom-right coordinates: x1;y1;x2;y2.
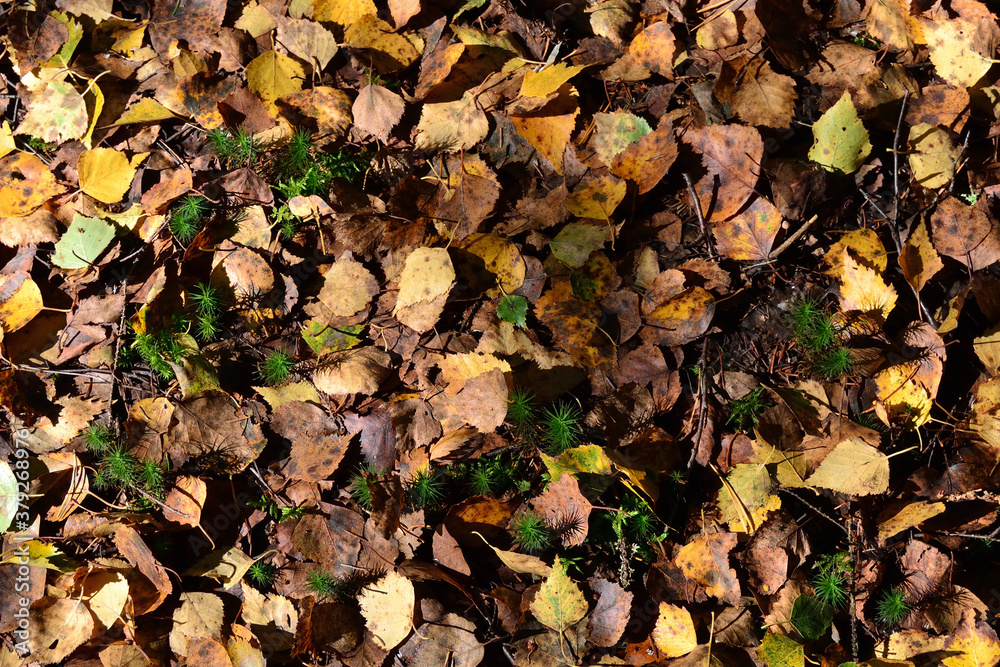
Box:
717;56;798;129
530;556;589;632
52;215;115;270
900;221;943;292
223;247;274;297
838;251;897;320
393;247;455;332
652;603;698;658
78;148;137;204
644;287;716;347
280;87;353;139
591;112;652;167
509;86;579;174
415;93;488;153
15;72;89;145
931;197;1000;271
942;616;1000;667
757;632;805;667
566;172;627;220
185;546;257;588
459;233;525;294
921;17;995;88
808;91;871;174
317;254;379;318
713;197;782;261
275;16;337;69
28;598;95;664
675;533;741;603
629;21;677;76
0;153;63;217
357;570;415;650
170;592;225;657
908;123;960;189
353;84;405;142
806;437;889;496
162;475;207;527
683;124;763;221
610;118;678;194
865;0;915;51
313;347;392;396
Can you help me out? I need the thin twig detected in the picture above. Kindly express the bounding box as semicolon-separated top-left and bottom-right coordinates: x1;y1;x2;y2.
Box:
890;91;910;254
768;215;818;261
683;173;715;258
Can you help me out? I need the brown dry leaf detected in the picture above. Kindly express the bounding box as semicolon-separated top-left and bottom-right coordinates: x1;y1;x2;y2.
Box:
566;172;627;220
530;556;589;632
529;473;593;546
27;598;94;664
393;247;455;332
838;251;897;320
112;524;172;613
0;272;43;333
170;592;225;657
148;0;226;59
437;352;511;397
185;546;256;589
0;153;63;217
357;570;415;650
675;533;741;604
716;56;798;129
353;84;405;142
429;369;508;433
271;401;351;481
629;21;676;77
975;328;1000;376
683;124;764;221
187;638;235;667
317;254;379;318
908;123;960;189
652;603;698;658
931;197;1000;271
0;208;59;246
313;347;392;396
275;16;337;70
900;221;943;292
712;197;782;261
7;10;68;71
536;279;602;349
806;437;890;495
509;86;580;174
415;93;489;153
162;475;207;527
402;613;483;667
588;578;633;647
610;117;677;194
344;14;420;73
427;156;500;239
165;391;264;472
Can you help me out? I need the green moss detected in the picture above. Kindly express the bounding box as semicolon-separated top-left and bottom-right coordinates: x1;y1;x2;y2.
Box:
542;401;583;453
258;350;294;386
509;511;553;553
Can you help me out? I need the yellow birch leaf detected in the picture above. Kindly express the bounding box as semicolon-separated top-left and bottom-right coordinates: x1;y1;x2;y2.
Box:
0;273;43;333
530;556;588;632
0;122;16;159
393;247;455;332
520;63;586;98
78;148;136;204
808;91;871;174
313;0;377;25
566;172;627;220
825;228;888;277
875;364;932;428
357;571;415;650
246;50;305;114
806;437;890;496
652;603;698;658
908;123;960;189
877;501;946;545
838;250;897;320
942;618;1000;667
344;14;419;73
921;18;995;88
0;153;63;217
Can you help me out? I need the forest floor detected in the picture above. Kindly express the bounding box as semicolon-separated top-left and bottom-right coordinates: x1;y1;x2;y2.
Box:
3;0;1000;666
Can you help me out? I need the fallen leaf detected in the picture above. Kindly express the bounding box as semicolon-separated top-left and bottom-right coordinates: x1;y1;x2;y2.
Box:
0;153;63;217
931;197;1000;271
566;172;627;220
28;598;94;664
246;50;305;114
713;197;782;261
279;87;353;139
530;556;589;632
317;254;379;318
900;220;943;292
683;123;764;221
838;250;897;320
357;570;415;650
610;117;678;194
0;272;43;333
675;533;741;603
909;123;960;189
313;347;392;396
415;93;489;153
717;55;798;129
52;215;115;270
509;86;579;174
162;475;207;527
921;17;996;88
393;247;455;332
877;501;946;545
806;437;889;496
170;592;225;657
808;91;872;174
629;21;677;77
344;14;419;73
652;603;698;658
353;84;406;142
275;16;337;70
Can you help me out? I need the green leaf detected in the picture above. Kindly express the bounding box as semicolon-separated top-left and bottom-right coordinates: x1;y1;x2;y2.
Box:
52;214;116;270
550;221;610;268
807;91;871;174
789;594;833;641
529;556;588;632
0;460;18;534
757;633;804;667
301;320;363;355
498;294;528;327
540;445;614;481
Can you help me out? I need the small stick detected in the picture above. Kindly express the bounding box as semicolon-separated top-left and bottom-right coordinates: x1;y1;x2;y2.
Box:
768;214;818;261
683;173;715;258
